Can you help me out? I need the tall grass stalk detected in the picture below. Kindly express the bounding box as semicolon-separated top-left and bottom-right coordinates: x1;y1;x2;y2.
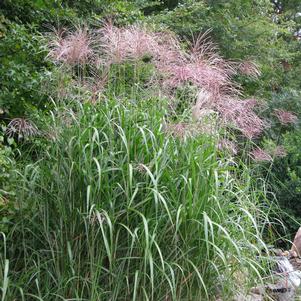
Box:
1;99;274;300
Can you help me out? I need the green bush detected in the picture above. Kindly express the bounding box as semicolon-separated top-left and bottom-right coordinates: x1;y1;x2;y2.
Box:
0;21;53;118
0;133;17;234
0;135;15;202
266;129;301;233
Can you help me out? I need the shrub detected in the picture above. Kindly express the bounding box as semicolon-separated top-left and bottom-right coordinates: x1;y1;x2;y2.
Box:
265;129;301;235
252;89;301;239
0;21;52;118
0;135;15;202
0;133;17;234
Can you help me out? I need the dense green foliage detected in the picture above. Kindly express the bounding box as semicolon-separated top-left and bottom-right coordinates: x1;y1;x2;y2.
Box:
252;88;301;234
0;136;15;204
0;21;51;117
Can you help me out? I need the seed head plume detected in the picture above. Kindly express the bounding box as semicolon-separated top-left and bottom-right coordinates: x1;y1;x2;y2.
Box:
218;98;266;139
158;31;238;96
218;138;238;155
189;33;238;95
192;91;266;139
6;118;39;139
238;60;261;79
190;30;218;61
123;25;157;60
48;26;94;65
152;31;183;66
192;90;216;121
250;147;272;162
97;21;126;65
97;21;159;65
274;109;298;125
250;145;287;162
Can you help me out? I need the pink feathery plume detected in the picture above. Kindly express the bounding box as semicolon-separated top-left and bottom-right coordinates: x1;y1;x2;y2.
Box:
48;27;93;65
238;60;261;79
274;109;298;125
98;22;159;65
218;139;238;155
192;91;266;139
272;145;287;158
250;147;272;162
157;32;238;96
124;25;156;59
217;98;266;139
188;32;237;90
97;21;126;64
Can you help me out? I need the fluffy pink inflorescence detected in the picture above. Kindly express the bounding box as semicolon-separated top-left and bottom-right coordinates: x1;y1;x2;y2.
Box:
238;60;261;79
274;109;298;125
6;118;39;138
157;33;237;96
48;27;93;65
47;23;267;140
249;147;272;162
98;22;161;65
217;98;266;139
272;145;287;158
193;91;266;139
218;139;238;155
160;61;236;95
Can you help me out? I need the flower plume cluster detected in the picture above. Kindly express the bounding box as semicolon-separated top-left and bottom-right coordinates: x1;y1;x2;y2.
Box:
238;60;261;79
6;118;39;139
250;147;273;162
274;109;298;125
48;27;93;65
97;22;160;64
47;22;282;142
249;145;287;162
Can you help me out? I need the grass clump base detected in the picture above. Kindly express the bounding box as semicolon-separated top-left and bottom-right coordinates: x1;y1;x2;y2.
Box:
1;99;274;300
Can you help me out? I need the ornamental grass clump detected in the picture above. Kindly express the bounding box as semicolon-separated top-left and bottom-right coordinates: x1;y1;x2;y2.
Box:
0;100;276;300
